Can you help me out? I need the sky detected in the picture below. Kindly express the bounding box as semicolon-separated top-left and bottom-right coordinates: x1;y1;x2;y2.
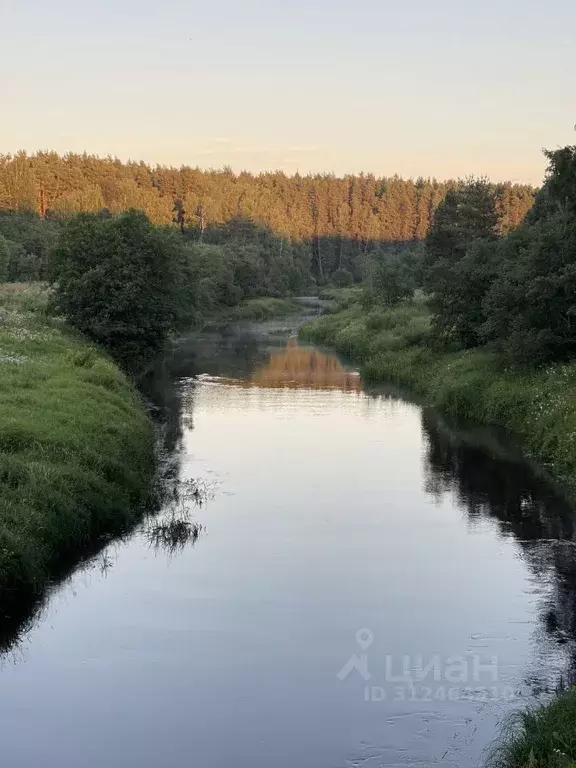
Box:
1;0;574;184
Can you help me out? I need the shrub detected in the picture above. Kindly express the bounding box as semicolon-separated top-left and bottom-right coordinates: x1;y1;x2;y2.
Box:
50;210;185;370
331;268;354;288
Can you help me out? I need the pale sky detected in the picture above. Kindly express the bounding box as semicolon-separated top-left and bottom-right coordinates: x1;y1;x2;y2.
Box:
1;0;574;184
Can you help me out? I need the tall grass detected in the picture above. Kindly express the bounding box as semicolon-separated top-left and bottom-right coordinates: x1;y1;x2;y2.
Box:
0;284;155;617
487;690;576;768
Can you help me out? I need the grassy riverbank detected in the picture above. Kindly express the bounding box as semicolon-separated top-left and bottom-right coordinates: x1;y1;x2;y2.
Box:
207;296;302;324
318;286;363;311
301;300;576;493
0;284;155;618
222;297;302;322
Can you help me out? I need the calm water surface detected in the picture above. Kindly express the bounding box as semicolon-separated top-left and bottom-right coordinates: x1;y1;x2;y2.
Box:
2;317;576;768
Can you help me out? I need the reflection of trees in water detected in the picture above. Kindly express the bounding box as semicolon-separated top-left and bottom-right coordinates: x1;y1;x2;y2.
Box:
422;409;576;683
237;339;361;392
139;354;188;459
422;410;576;541
177;328;271;382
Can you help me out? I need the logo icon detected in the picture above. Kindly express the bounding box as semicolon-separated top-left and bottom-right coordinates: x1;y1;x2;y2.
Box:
337;629;374;681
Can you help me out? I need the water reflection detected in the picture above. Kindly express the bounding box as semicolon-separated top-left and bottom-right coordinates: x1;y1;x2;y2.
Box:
145;478;215;557
251;339;361;391
177;326;275;381
421;409;576;685
146;518;203;555
422;411;575;540
216;339;361;392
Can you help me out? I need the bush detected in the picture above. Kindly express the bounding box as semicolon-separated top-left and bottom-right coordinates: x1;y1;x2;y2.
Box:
331;268;354;288
50;210;185;369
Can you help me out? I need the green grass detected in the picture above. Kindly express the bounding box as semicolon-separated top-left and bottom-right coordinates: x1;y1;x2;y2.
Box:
318;286;363;311
487;690;576;768
0;283;155;621
217;296;302;322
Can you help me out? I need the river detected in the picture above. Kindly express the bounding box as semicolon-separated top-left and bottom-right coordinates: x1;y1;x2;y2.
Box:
1;314;576;768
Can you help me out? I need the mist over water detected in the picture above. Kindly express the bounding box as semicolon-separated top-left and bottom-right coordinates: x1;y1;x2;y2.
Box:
1;318;575;768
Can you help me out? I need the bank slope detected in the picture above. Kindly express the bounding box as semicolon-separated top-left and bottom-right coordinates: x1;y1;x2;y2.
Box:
0;285;155;616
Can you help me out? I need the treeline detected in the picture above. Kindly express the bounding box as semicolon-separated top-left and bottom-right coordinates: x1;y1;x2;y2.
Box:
0;151;535;281
0;209;312;290
418;146;576;366
357;144;576;369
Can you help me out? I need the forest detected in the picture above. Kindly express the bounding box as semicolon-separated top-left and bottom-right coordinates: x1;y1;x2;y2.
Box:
0;151;535;285
329;145;576;367
422;145;576;364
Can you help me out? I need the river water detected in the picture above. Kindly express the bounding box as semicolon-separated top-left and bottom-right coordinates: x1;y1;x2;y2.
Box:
2;315;576;768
